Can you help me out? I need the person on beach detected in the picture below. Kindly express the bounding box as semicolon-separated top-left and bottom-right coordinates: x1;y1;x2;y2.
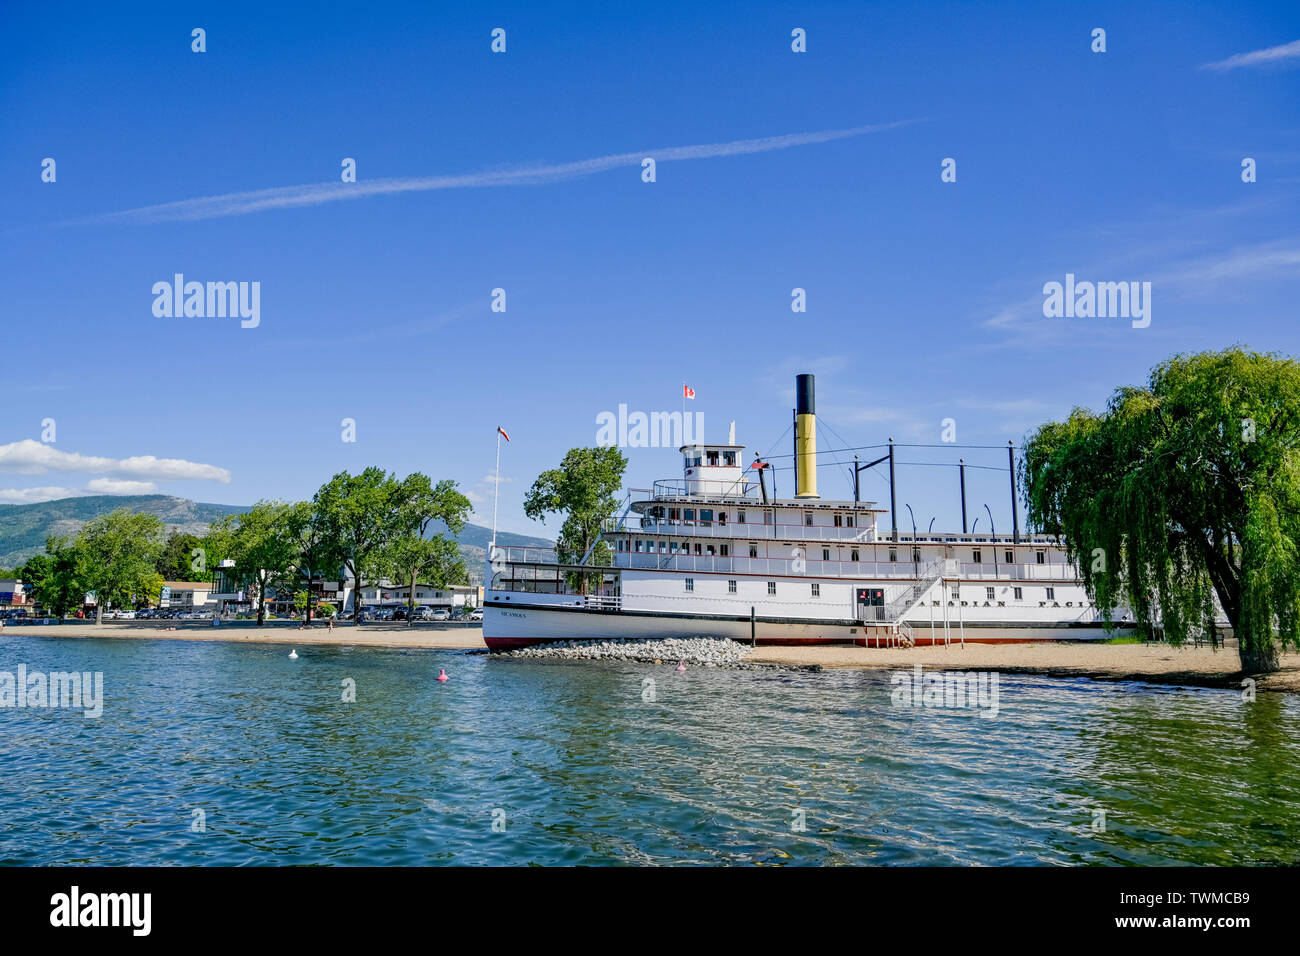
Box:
327;613;334;634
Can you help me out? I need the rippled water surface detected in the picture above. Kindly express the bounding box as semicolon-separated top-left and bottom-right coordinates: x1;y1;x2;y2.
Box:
2;633;1298;865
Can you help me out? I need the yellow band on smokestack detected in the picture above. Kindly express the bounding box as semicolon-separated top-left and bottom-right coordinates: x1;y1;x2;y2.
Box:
795;373;818;498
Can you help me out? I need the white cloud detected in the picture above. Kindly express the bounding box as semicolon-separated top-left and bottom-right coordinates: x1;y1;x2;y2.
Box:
85;478;159;494
0;439;231;482
1202;38;1300;72
72;121;922;226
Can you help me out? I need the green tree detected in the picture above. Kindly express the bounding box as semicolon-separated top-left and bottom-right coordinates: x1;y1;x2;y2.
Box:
285;500;344;627
217;501;300;626
21;542;83;617
385;475;472;624
313;468;408;623
1022;347;1300;673
524;446;627;593
74;508;166;624
156;531;204;580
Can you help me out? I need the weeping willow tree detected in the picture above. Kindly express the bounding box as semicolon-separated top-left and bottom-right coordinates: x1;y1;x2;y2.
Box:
1022;348;1300;673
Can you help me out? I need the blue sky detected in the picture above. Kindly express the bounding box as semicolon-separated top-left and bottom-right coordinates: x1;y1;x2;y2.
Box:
3;0;1299;538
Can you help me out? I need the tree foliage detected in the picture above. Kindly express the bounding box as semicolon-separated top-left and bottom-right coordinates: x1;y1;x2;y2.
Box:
313;468;409;622
1022;347;1300;672
74;508;165;623
383;475;472;622
216;500;300;626
524;446;627;591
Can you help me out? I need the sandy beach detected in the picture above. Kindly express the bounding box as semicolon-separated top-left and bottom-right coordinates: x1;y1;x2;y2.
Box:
6;621;1297;693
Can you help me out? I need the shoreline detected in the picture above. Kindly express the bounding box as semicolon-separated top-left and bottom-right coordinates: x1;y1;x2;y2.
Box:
5;622;1297;692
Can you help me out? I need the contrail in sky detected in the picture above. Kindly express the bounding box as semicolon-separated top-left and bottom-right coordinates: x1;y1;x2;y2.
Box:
71;120;921;226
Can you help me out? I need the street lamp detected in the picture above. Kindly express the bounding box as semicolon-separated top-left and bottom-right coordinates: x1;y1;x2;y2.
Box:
904;503;918;576
984;504;998;579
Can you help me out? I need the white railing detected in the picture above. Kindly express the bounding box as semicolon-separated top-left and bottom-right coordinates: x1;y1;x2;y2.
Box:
629;518;877;543
610;552;1081;582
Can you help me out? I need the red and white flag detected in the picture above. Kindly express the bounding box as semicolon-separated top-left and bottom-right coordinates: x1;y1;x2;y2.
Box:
682;384;695;399
497;426;510;442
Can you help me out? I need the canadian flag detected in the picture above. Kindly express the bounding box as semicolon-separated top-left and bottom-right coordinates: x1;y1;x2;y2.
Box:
683;384;696;399
497;426;510;442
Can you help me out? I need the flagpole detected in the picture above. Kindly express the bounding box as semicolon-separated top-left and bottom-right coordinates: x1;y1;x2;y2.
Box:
491;429;502;552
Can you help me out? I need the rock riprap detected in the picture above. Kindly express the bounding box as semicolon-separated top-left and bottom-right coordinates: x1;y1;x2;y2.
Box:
497;637;753;667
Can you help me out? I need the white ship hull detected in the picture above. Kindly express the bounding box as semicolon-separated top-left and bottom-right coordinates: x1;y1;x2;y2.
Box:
482;596;1132;649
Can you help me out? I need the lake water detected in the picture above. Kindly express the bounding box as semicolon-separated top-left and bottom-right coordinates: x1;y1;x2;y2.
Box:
1;633;1297;865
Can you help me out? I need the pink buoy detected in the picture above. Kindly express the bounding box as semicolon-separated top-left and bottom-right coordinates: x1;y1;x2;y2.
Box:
437;669;449;682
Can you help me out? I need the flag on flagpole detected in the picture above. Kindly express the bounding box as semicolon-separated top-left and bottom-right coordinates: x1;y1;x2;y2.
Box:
683;384;695;399
497;426;510;442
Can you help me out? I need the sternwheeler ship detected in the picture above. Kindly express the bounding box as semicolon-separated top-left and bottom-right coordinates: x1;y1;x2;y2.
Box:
484;374;1135;649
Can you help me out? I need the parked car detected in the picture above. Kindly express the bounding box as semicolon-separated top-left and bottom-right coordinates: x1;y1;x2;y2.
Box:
470;611;483;622
430;609;450;622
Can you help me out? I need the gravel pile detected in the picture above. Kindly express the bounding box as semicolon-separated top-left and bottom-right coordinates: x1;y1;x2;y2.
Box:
499;637;754;667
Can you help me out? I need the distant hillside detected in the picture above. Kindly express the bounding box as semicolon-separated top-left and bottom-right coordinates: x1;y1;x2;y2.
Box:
0;496;246;568
0;495;553;582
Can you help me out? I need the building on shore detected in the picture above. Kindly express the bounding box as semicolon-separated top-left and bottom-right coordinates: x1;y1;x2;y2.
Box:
0;579;26;607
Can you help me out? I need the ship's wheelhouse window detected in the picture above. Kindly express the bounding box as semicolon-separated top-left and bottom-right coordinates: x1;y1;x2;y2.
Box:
912;547;921;563
685;578;694;592
684;508;695;523
985;587;995;601
763;510;773;525
706;545;716;556
834;514;842;527
1037;550;1046;564
852;549;861;562
846;515;855;527
700;509;714;526
767;581;777;595
749;544;758;558
737;510;746;523
718;512;726;525
887;549;896;562
1046;587;1056;600
669;541;679;553
668;507;680;521
720;544;729;556
1013;587;1023;600
680;541;689;552
822;549;830;561
707;451;719;466
811;583;820;598
728;580;737;594
659;540;668;552
694;543;702;554
723;451;737;466
1004;550;1013;564
972;549;982;563
634;540;643;553
804;512;814;526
